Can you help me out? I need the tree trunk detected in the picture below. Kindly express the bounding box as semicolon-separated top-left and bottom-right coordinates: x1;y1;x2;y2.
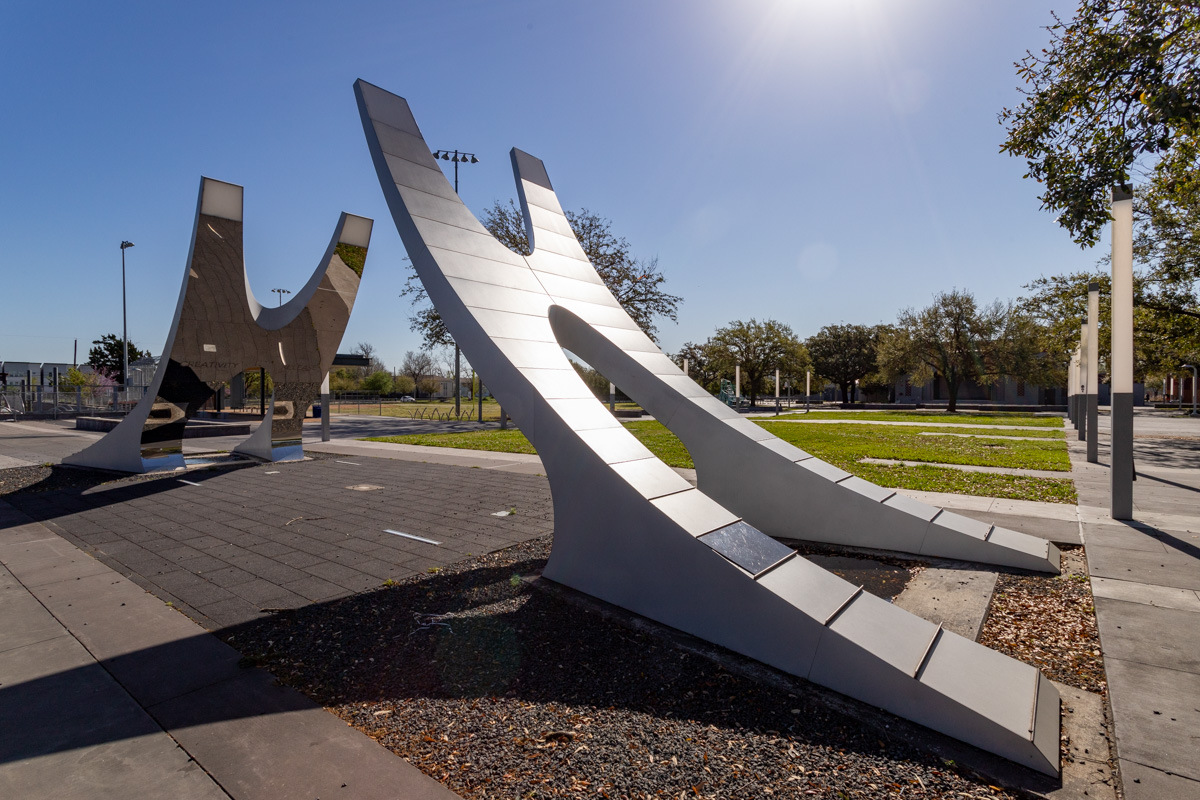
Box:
841;382;852;405
946;379;960;413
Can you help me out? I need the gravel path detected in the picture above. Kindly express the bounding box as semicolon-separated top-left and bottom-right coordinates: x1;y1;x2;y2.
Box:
223;537;1022;799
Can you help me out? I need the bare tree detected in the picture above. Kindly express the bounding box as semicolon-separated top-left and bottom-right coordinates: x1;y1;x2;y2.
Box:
353;341;386;379
401;201;682;345
401;350;435;398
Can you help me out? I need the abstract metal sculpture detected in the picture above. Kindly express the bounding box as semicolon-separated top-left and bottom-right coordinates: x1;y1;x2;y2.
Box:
65;177;371;473
355;80;1059;775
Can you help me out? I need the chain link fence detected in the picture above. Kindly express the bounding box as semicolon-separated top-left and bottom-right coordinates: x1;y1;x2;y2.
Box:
1;386;149;420
326;391;500;422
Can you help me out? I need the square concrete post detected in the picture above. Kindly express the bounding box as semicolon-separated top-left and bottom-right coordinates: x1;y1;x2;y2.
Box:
1070;350;1080;424
1110;185;1135;519
320;373;331;443
1074;346;1082;428
1086;283;1100;462
1077;324;1088;442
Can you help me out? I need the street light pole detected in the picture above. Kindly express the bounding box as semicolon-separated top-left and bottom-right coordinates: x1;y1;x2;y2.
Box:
272;288;291;307
120;241;135;392
432;149;479;418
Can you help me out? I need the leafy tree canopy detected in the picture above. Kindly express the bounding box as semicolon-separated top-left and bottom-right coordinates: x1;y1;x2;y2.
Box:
806;324;879;404
1001;1;1200;246
707;318;809;406
878;290;1049;412
1020;268;1200;381
673;340;723;394
361;370;394;394
86;334;147;384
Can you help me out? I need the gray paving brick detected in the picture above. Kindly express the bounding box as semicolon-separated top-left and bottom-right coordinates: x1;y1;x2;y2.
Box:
199;566;258;588
282;575;353;602
194;596;264;628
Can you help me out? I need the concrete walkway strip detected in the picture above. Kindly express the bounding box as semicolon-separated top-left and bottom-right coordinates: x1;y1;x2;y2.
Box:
917;431;1058;442
758;418;1058;432
309;438;546;475
0;499;462;800
1090;577;1200;611
858;457;1071;479
1078;505;1200;534
1068;418;1200;799
892;567;997;641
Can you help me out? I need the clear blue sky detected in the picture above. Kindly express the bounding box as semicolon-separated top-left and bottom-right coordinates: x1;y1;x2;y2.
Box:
0;1;1100;373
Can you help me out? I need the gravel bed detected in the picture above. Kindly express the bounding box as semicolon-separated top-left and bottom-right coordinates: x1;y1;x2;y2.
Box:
0;464;126;496
0;454;333;498
978;547;1104;694
223;537;1021;799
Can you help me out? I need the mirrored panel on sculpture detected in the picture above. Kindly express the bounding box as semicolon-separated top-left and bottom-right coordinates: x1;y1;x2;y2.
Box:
65;178;371;473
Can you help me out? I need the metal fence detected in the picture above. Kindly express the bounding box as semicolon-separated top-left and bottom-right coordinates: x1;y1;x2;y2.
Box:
327;391;496;422
1;386;149;419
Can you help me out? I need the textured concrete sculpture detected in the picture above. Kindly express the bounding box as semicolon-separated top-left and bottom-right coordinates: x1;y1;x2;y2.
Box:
66;177;371;473
356;80;1059;775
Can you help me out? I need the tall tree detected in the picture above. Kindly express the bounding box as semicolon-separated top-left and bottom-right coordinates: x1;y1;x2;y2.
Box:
674;340;722;393
878;290;1048;412
401;201;682;344
360;370;394;394
806;324;878;404
1000;1;1200;246
86;334;147;385
708;319;806;407
353;341;386;379
401;350;435;398
569;359;611;400
1020;269;1199;382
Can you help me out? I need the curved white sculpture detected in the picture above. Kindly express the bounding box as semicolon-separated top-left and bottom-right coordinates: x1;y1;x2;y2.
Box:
66;178;371;473
355;80;1059;775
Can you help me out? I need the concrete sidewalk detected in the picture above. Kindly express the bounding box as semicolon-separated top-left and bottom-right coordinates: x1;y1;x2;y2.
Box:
0;498;460;800
1069;412;1200;799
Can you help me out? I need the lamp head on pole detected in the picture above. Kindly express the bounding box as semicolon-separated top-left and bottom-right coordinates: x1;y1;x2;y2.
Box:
120;241;135;250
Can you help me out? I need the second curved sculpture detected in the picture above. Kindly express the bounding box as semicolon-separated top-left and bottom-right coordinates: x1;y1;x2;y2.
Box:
65;177;371;473
355;80;1059;775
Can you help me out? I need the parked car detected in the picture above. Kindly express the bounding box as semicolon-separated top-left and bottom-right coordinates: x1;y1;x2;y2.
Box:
399;395;416;402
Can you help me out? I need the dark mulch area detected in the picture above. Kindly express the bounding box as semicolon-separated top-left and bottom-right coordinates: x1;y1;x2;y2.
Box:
0;454;338;499
0;464;94;496
223;537;1019;799
978;547;1105;695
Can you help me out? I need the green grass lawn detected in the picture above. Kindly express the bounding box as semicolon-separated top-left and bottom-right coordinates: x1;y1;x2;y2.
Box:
754;421;1075;503
769;410;1065;427
369;428;538;455
754;422;1071;471
364;418;1076;504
